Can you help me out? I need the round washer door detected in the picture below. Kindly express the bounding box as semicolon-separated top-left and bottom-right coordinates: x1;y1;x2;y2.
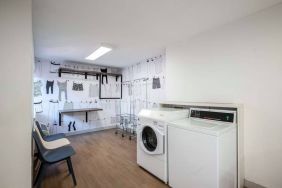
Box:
142;126;158;152
140;125;164;155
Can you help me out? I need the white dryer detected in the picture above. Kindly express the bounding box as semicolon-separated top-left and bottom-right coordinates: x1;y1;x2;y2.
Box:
168;108;237;188
137;108;189;183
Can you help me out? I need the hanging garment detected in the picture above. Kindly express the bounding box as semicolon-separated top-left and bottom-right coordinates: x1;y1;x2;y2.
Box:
49;61;60;73
46;80;54;94
34;60;42;76
63;101;73;110
152;77;161;89
57;81;67;101
34;80;43;97
128;84;133;96
48;99;59;128
34;100;43;113
72;82;83;91
95;74;100;81
101;68;108;84
89;84;99;98
115;75;120;82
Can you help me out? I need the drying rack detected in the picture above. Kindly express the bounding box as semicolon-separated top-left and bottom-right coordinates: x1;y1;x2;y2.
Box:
115;77;149;140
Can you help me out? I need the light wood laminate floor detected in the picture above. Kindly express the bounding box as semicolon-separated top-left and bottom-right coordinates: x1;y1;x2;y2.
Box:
40;129;169;188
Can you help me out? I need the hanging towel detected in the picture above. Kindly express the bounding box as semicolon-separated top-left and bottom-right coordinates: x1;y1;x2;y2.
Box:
34;80;43;97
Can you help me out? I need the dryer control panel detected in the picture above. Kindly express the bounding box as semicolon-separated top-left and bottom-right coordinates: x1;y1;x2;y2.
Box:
190;109;236;123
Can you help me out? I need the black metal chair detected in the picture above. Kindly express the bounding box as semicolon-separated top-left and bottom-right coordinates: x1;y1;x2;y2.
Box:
33;130;77;187
35;120;66;141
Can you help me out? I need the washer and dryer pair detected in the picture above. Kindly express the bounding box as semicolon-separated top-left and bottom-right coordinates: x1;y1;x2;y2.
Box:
137;107;237;188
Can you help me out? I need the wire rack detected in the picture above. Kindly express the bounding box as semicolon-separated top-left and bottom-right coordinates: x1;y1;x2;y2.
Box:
115;113;138;140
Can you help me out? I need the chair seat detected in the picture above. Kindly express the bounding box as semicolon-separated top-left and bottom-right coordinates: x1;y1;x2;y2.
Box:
43;145;75;163
45;133;66;141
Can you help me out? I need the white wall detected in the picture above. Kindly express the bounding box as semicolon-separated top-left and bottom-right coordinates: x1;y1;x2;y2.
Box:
121;55;166;115
166;4;282;188
0;0;33;187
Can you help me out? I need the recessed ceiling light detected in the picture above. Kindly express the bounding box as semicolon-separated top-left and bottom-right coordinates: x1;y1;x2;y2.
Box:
85;46;112;61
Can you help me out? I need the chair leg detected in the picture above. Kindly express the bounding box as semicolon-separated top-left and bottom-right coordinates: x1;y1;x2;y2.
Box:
67;157;77;186
34;162;45;188
66;158;71;175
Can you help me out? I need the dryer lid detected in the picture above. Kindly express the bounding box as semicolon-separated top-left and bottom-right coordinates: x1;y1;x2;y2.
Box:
138;108;188;122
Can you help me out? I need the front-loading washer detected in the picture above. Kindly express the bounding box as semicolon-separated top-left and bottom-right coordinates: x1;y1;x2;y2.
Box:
137;108;189;183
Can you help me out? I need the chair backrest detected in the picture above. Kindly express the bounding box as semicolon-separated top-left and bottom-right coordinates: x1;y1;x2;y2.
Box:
33;130;47;160
35;121;46;139
34;123;70;150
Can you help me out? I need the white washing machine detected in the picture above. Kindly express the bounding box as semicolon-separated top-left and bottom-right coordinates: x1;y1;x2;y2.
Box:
168;108;237;188
137;108;189;183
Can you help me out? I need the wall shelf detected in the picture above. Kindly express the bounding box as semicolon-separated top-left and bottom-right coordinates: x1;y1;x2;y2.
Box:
58;67;123;99
58;67;122;79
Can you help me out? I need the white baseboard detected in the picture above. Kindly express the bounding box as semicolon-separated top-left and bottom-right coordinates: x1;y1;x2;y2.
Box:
244;179;266;188
65;125;116;136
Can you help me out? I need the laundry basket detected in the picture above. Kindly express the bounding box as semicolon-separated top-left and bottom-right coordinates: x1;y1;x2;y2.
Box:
115;114;135;139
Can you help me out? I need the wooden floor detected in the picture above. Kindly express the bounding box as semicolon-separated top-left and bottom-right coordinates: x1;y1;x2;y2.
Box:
40;129;169;188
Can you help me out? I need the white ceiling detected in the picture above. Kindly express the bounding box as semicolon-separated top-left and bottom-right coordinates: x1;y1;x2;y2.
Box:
33;0;282;67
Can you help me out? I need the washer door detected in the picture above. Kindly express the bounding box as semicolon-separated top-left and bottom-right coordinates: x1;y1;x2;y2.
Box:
140;125;164;155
